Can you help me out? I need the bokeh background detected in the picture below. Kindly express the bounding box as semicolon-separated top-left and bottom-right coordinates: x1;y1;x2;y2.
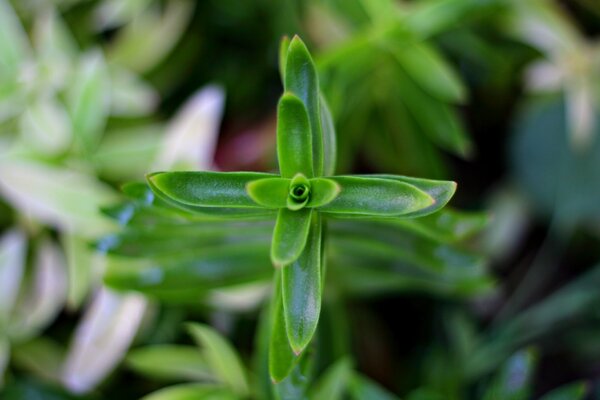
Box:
1;0;600;398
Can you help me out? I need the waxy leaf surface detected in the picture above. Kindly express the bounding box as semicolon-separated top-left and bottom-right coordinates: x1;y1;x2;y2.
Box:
282;213;323;354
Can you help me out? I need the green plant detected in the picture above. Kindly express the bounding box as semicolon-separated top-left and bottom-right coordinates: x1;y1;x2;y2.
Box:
141;35;457;384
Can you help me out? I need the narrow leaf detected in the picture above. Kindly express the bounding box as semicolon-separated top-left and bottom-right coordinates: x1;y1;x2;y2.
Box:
307;178;340;208
148;171;277;209
390;40;466;104
539;382;588;400
271;208;313;267
142;384;239;400
309;358;352;400
282;213;323;354
319;176;434;216
186;323;248;396
349;373;400;400
247;178;290;208
104;243;272;292
320;93;337;176
269;271;300;383
277;93;313;178
369;174;457;217
68;50;110;152
126;345;213;382
279;36;290;84
285;36;324;176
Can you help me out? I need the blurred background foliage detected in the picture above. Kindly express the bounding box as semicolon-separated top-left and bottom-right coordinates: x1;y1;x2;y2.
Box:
0;0;599;398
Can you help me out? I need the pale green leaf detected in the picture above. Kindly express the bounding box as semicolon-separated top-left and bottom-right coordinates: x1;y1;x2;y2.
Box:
186;323;249;396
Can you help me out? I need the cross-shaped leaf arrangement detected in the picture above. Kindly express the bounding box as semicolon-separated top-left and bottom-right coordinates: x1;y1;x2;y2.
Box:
146;36;456;382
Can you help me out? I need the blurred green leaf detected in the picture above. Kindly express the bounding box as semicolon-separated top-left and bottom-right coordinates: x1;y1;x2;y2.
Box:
11;337;64;384
349;373;399;400
0;160;117;238
108;1;193;73
142;383;239;400
390;40;466;104
68;50;110;153
539;382;588;400
19;97;72;156
309;358;352;400
127;345;214;382
482;349;536;400
0;0;31;79
104;243;272;292
186;323;249;396
511;96;600;225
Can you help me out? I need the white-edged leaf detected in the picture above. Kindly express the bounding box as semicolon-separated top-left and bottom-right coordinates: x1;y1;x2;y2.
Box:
155;85;225;170
110;65;158;116
9;238;67;341
0;0;31;79
68;50;110;152
94;125;163;180
19;97;72;155
62;288;147;394
0;229;27;325
108;1;193;73
0;160;117;238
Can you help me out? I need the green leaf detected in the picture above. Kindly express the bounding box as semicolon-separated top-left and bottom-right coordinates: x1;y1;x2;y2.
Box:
63;234;96;310
307;178;340;208
186;323;249;396
369;174;457;217
482;349;536;400
141;384;239;400
277;93;313;178
285;36;324;176
390;40;466;104
247;178;290;208
11;337;64;384
319;176;434;216
282;213;323;354
269;271;300;383
104;243;272;292
126;345;213;382
539;382;588;400
395;67;472;158
108;1;193;73
279;36;290;85
0;160;117;238
320;94;337;176
68;50;110;153
0;336;7;386
0;0;31;79
309;358;352;400
271;208;313;267
349;373;400;400
148;171;277;209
